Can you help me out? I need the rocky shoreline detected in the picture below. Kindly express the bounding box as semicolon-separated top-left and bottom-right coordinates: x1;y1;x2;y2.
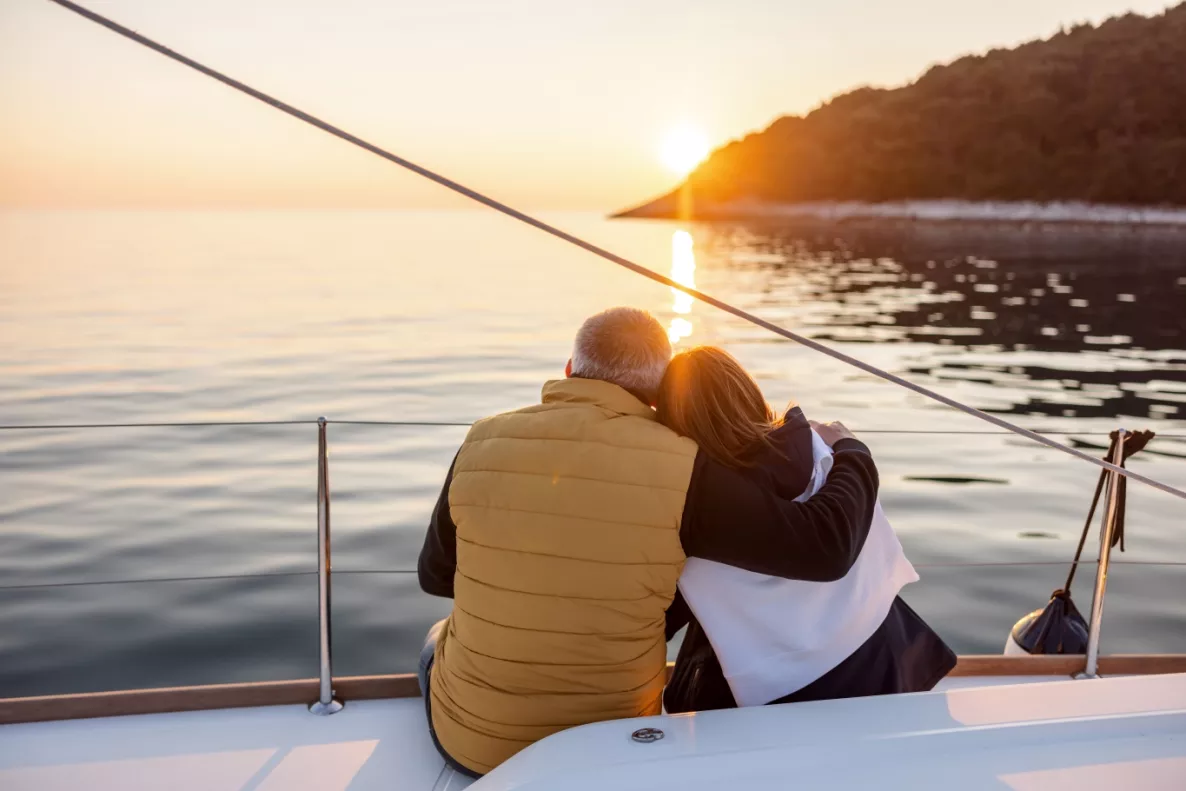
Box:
613;196;1186;228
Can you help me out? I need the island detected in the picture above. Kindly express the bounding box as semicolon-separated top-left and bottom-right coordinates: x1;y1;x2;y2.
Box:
616;4;1186;226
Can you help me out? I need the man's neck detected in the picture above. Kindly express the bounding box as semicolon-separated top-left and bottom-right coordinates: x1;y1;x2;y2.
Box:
567;374;652;409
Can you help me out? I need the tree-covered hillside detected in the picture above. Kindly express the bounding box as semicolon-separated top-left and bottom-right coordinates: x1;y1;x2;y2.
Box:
621;4;1186;216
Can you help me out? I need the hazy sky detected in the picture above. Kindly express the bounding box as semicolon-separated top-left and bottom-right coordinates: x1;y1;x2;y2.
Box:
0;0;1177;210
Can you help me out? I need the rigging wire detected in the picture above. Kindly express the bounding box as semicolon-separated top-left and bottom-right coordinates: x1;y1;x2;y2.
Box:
39;0;1186;502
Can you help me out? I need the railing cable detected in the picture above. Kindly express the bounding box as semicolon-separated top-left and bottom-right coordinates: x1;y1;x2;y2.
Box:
0;570;317;591
323;420;475;428
5;561;1185;592
3;419;1180;436
0;420;316;431
40;0;1186;501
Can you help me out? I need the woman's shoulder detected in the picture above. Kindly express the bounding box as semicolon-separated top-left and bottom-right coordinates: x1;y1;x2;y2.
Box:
742;406;816;497
685;406;817;504
772;405;810;439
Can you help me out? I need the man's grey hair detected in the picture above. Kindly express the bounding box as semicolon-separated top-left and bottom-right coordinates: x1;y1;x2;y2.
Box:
570;307;672;399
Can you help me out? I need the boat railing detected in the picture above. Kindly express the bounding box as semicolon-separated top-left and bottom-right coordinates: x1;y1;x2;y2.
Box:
2;419;1185;711
1081;430;1125;680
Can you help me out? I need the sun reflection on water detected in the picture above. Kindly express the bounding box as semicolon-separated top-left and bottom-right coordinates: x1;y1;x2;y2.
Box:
668;229;696;344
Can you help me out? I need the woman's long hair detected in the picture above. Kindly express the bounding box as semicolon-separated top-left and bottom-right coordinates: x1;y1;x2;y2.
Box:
656;346;783;469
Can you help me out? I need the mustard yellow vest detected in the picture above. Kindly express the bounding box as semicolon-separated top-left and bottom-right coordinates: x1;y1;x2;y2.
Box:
429;378;697;774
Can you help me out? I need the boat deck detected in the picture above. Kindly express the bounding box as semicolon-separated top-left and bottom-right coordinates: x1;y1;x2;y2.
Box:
2;674;1184;790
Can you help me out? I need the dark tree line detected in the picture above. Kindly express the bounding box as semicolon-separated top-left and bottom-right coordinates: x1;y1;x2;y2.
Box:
652;4;1186;210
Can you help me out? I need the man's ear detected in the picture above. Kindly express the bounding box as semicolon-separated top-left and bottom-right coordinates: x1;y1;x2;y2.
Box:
564;359;573;378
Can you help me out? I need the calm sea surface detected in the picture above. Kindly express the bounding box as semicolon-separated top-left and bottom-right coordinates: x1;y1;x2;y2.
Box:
2;209;1185;697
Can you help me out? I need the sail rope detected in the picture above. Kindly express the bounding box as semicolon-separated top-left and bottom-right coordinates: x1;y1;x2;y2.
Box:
41;0;1186;502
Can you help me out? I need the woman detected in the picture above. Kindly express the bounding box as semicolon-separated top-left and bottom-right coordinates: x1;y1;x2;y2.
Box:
657;346;956;713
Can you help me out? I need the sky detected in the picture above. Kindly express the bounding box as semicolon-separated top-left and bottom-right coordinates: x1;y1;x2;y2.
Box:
0;0;1178;210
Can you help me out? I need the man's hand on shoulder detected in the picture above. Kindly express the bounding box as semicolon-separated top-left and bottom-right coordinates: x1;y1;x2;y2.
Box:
809;420;857;448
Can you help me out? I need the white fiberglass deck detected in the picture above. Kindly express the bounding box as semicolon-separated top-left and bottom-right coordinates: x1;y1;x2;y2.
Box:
2;674;1184;791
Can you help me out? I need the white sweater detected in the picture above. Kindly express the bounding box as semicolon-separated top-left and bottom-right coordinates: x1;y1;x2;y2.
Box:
676;430;919;707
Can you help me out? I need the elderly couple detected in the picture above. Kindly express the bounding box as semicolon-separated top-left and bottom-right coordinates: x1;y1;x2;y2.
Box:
417;307;956;777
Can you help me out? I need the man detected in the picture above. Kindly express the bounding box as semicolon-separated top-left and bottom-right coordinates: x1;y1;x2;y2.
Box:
418;307;879;776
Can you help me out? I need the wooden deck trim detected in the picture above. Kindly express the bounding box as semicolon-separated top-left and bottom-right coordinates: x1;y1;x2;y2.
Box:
2;655;1183;726
948;653;1186;677
0;674;422;726
949;654;1085;676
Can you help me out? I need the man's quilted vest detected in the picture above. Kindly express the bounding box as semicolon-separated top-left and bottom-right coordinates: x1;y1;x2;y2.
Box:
429;377;697;774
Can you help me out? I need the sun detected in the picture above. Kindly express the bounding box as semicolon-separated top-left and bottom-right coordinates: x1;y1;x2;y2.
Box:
659;124;710;177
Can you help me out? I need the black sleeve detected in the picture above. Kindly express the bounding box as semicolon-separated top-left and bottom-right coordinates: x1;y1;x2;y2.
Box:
679;439;879;583
417;455;459;598
665;588;692;641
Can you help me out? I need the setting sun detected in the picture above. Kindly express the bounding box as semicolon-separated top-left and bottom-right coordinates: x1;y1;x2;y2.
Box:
659;125;710;176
